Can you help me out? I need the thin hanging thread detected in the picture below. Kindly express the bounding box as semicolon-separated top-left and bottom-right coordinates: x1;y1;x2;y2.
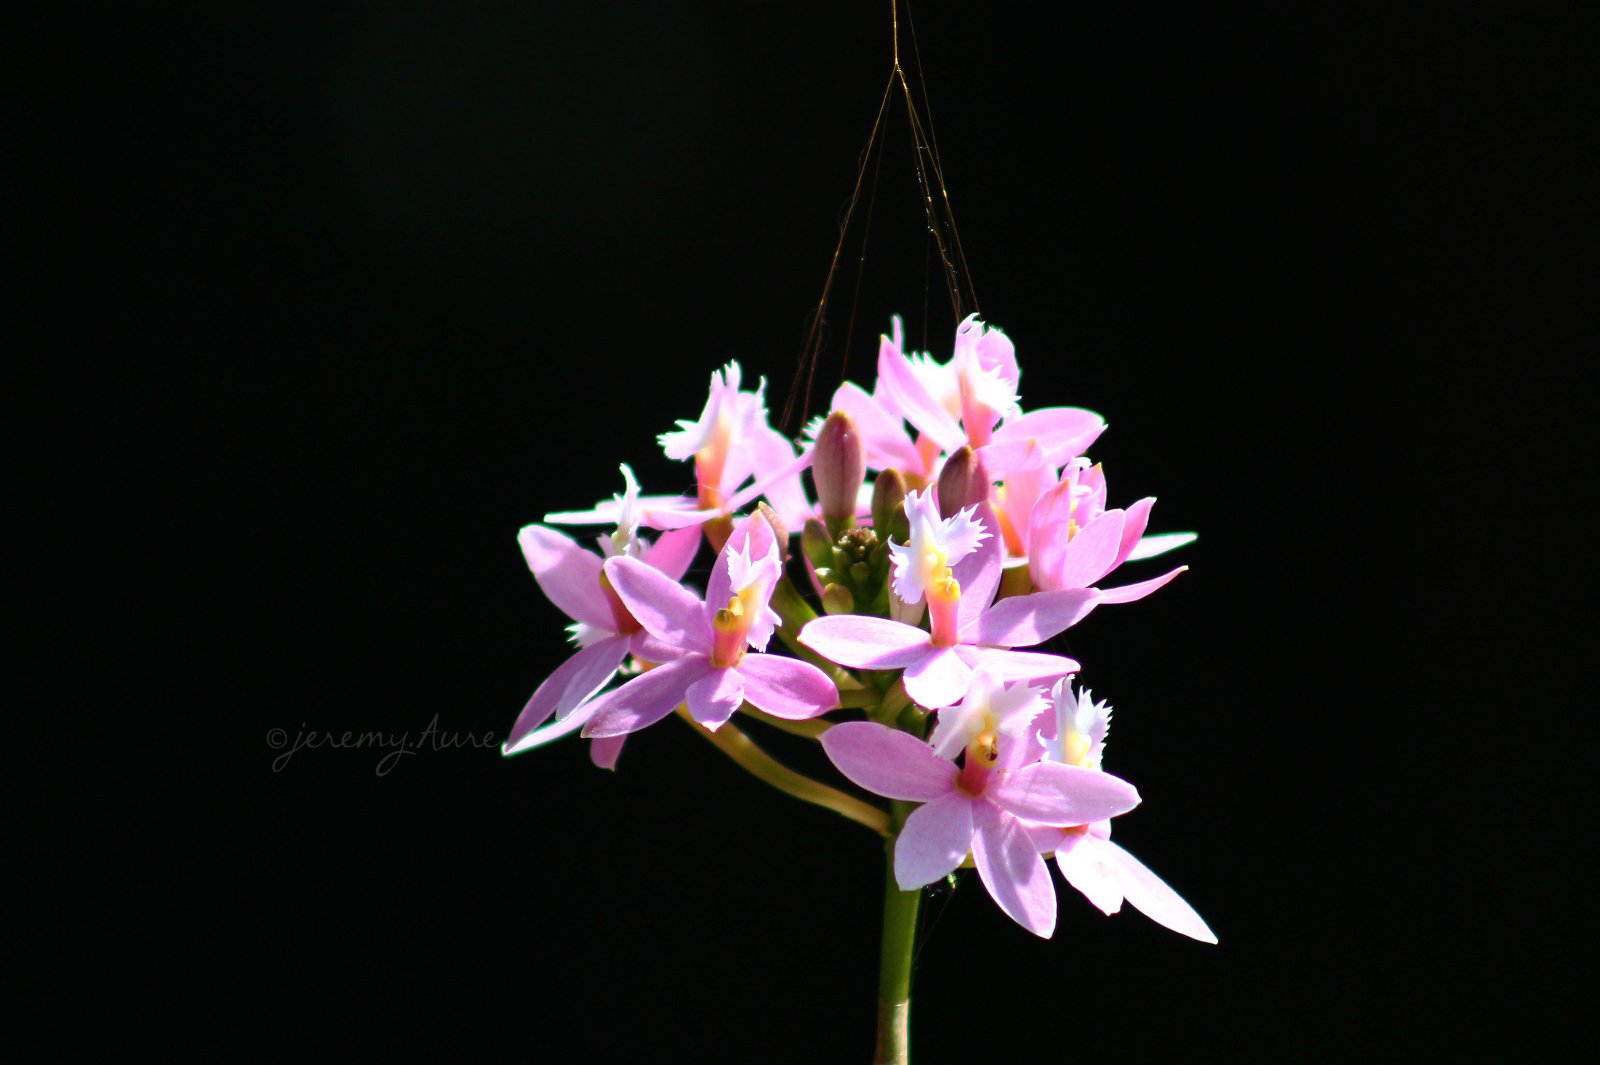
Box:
780;0;975;434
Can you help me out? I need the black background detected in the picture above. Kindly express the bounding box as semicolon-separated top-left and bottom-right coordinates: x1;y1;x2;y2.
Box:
23;2;1593;1060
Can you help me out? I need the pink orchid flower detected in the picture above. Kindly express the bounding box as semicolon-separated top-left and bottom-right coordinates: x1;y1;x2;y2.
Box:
547;362;814;534
1026;462;1190;605
580;514;839;738
877;315;1106;469
1025;681;1216;943
504;466;703;768
821;711;1141;937
799;492;1095;708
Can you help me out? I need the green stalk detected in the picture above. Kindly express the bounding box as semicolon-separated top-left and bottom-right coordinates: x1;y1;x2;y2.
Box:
675;707;888;835
740;704;833;739
875;801;919;1064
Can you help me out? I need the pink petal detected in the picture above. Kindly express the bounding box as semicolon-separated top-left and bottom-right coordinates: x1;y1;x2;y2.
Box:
1113;497;1155;569
972;801;1056;936
500;701;590;757
903;645;974;710
582;656;711;738
1025;479;1076;590
988;762;1141;825
685;666;745;730
829;381;921;471
952;502;1003;631
644;526;702;582
737;653;839;719
1127;532;1198;561
991;407;1105;467
962;588;1101;648
798;616;931;669
894;792;975;889
505;636;631;753
1087;835;1216;943
588;735;626;771
545;495;700;529
878;342;966;451
517;525;614;630
640;503;724;531
603;556;712;654
1055;510;1127;590
726;438;816;526
1054;832;1125;915
628;632;690;666
820;721;957;802
954;646;1079;685
740;429;813;530
1097;565;1187;605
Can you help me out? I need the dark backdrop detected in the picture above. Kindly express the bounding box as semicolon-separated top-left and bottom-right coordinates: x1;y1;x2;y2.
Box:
25;2;1591;1059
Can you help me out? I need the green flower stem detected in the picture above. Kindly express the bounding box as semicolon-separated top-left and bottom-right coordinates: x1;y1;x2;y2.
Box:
675;706;889;836
872;678;914;726
875;800;920;1065
837;687;881;709
739;704;833;740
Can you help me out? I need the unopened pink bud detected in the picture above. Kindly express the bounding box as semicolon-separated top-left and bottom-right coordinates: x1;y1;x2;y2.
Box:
814;411;866;530
937;446;989;518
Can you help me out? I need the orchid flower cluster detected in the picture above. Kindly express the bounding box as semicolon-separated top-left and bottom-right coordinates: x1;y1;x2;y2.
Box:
505;315;1212;946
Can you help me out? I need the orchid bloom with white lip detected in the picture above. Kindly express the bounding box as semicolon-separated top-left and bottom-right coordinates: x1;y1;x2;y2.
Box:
821;717;1142;937
1025;680;1217;944
878;314;1019;453
546;362;815;534
503;490;702;766
800;500;1097;709
1026;462;1193;606
580;513;839;737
